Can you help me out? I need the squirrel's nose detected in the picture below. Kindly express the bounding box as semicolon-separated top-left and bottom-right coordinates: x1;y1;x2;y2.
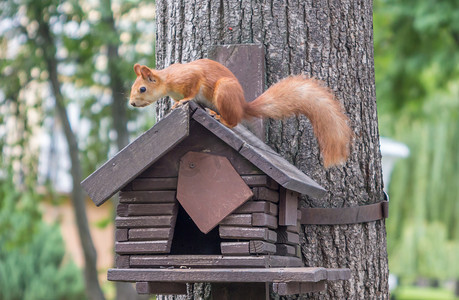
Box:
140;86;146;93
131;102;137;107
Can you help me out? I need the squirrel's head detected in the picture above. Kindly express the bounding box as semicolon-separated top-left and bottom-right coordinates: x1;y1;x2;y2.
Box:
129;64;166;108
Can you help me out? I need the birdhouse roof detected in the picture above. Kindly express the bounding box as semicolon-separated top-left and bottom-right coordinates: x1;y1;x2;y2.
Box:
81;102;326;207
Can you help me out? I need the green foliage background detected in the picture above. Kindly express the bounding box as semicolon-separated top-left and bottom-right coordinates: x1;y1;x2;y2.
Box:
374;0;459;284
0;171;86;300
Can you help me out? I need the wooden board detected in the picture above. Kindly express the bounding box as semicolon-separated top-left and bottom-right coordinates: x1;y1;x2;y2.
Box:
236;201;278;216
128;228;172;241
252;213;278;229
107;267;346;283
211;283;268;300
234;125;327;198
249;241;276;254
177;152;253;234
129;255;304;268
136;282;187;295
241;175;279;189
277;230;300;246
115;240;169;254
117;203;177;217
253;187;279;203
279;188;299;226
115;255;130;268
276;244;297;256
131;178;178;191
115;229;128;242
219;226;277;243
208;44;266;140
119;191;177;203
221;242;250;255
220;214;252;226
273;281;327;295
81;105;190;206
300;201;389;225
115;215;175;228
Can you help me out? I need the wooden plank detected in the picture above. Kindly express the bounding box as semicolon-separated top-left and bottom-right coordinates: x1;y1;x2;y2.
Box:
115;229;128;242
285;225;299;233
276;230;300;246
241;175;279;189
115;255;130;268
129;255;303;268
211;283;268;300
128;228;172;241
220;214;252;226
81;105;190;206
279;188;298;226
108;267;332;283
220;242;250;255
253;187;279;203
276;244;297;256
236;201;278;216
117;203;129;217
115;241;169;254
115;215;175;228
136;282;187;295
326;268;352;281
273;281;327;295
119;203;177;216
219;226;277;243
300;201;389;225
132;178;177;191
191;107;245;151
235;128;327;198
249;241;276;254
208;44;266;141
252;213;278;229
119;191;176;203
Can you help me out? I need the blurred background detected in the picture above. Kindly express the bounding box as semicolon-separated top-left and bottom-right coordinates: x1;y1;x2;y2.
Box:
0;0;458;299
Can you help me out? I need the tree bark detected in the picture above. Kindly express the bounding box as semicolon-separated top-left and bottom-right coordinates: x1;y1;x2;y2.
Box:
36;14;106;300
155;0;388;299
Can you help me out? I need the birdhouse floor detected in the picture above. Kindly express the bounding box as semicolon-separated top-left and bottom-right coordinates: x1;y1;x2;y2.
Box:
128;254;303;268
108;266;351;296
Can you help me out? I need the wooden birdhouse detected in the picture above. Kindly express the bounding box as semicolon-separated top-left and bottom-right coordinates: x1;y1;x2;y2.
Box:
81;101;350;297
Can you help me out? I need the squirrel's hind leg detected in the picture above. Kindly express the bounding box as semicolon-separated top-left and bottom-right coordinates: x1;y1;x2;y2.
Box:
213;78;245;128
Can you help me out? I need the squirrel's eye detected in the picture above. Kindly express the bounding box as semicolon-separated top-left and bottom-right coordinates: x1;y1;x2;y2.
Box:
140;86;146;93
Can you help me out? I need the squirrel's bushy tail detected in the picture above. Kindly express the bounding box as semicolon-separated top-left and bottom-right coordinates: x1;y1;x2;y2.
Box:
244;75;353;167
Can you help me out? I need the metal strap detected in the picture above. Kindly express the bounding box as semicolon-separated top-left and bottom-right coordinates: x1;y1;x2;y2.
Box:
300;201;389;225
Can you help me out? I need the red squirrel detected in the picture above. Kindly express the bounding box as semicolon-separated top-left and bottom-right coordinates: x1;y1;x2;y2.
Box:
130;59;352;167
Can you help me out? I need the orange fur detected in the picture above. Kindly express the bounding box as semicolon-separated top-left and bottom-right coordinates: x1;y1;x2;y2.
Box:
130;59;353;167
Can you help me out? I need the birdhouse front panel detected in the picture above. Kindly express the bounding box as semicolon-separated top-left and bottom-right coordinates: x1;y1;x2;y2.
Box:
113;119;303;269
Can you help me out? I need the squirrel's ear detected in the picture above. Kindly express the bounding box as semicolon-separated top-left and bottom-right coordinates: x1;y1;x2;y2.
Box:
140;66;153;80
134;64;141;76
140;66;160;83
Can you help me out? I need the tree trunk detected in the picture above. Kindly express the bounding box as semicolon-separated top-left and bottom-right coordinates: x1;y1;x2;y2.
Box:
37;15;106;300
155;0;388;299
